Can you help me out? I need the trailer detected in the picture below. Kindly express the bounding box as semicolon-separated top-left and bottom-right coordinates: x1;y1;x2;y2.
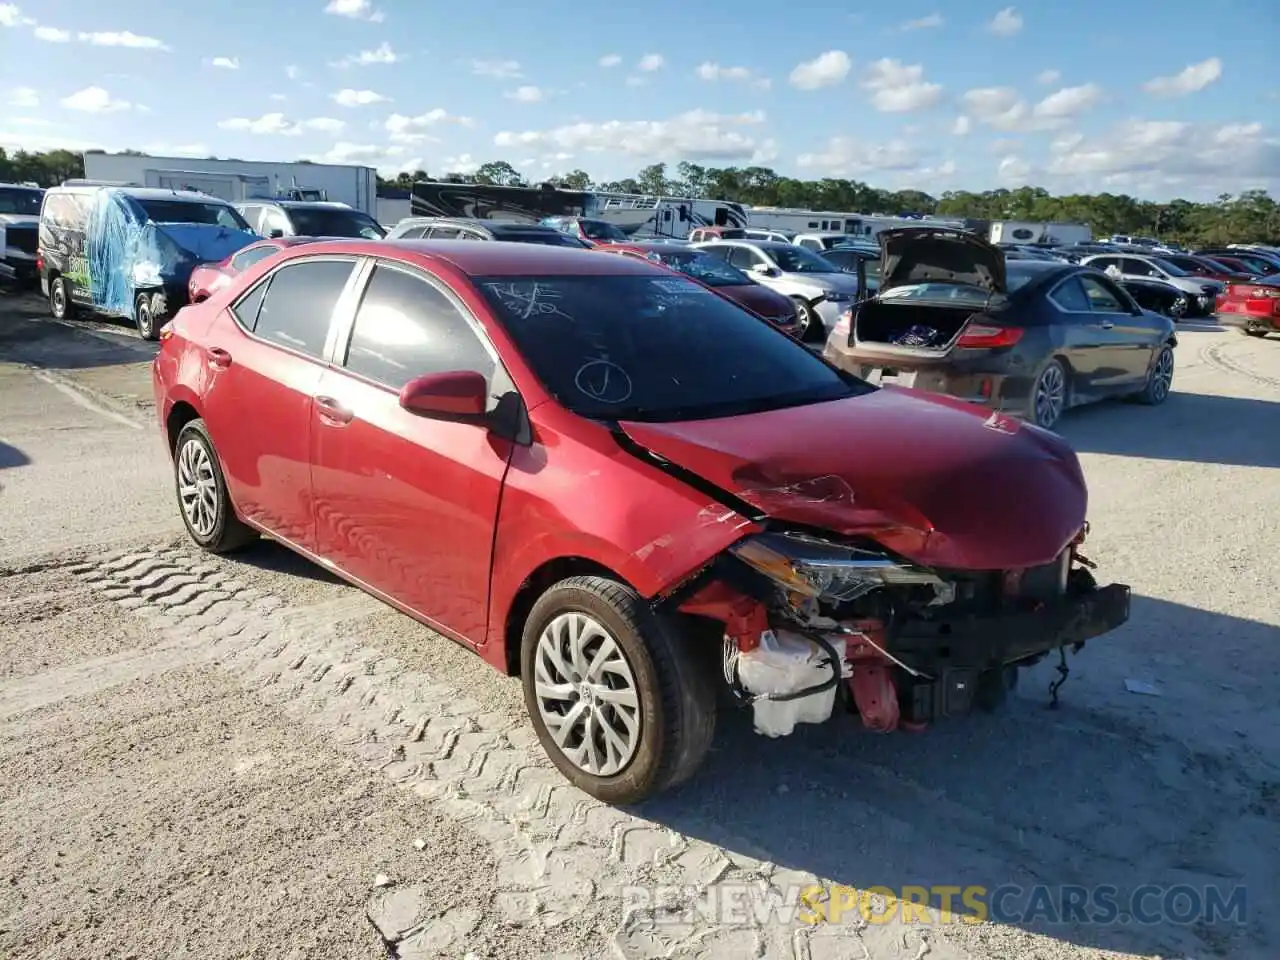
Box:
80;153;379;217
745;207;966;240
990;220;1092;245
408;181;747;239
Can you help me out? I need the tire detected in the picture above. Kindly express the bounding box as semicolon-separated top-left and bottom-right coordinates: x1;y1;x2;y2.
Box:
135;291;167;341
1027;358;1068;430
1167;295;1188;321
975;665;1019;712
1134;344;1175;406
49;275;77;320
520;575;716;804
792;297;825;344
173;419;258;553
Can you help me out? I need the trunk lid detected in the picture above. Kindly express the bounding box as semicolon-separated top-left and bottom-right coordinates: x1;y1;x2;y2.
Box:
879;227;1006;295
620;388;1086;571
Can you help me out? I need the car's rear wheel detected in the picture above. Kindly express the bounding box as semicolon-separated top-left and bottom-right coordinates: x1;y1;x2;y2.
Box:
1134;344;1175;405
1028;358;1068;430
173;419;258;553
520;576;715;804
49;275;77;320
792;297;824;343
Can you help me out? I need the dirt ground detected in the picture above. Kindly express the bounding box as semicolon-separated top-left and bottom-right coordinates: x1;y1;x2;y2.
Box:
1;292;1277;960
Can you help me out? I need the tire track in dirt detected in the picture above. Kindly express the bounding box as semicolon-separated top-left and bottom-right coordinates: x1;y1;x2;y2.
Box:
51;545;971;960
1202;340;1280;391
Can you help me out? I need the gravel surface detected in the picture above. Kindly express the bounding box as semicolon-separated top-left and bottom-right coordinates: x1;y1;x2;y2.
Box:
1;297;1277;960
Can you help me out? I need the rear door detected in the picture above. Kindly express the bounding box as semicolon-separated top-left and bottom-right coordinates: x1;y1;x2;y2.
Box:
309;258;515;644
200;256;361;549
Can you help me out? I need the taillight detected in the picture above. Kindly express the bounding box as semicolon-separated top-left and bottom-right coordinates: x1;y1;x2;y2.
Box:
832;307;852;340
956;322;1024;348
35;251;44;273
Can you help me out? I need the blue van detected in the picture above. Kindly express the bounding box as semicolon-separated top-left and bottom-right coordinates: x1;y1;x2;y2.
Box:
38;183;259;339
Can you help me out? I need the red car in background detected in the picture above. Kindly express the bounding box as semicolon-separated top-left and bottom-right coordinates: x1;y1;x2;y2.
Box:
598;241;802;337
152;239;1130;804
1158;253;1254;284
1216;274;1280;338
539;216;630;247
187;236;322;303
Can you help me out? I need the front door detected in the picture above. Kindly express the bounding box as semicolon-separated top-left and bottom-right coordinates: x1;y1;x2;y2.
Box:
310;259;514;644
1076;274;1146;389
199;256;359;549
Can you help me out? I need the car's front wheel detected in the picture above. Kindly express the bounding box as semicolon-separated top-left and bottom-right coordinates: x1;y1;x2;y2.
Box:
792;297;825;343
520;576;716;804
173;419;258;553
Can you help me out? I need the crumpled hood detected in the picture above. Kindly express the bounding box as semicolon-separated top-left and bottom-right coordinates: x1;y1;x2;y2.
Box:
620;389;1087;571
155;223;259;263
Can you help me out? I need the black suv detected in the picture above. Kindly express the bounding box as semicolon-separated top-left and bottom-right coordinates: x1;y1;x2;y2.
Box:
384;217;591;246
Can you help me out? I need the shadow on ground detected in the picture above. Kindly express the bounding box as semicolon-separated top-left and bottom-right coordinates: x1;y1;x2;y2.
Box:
1058;389;1279;467
635;594;1278;959
0;294;158;371
0;443;30;470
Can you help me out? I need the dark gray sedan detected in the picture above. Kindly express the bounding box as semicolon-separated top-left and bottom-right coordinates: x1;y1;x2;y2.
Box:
822;228;1178;431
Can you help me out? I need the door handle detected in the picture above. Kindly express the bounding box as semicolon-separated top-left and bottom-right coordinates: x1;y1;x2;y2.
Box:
1097;320;1115;330
208;347;232;368
315;395;354;425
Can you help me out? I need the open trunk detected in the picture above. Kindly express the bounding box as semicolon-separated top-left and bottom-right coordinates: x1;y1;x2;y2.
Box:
853;298;981;349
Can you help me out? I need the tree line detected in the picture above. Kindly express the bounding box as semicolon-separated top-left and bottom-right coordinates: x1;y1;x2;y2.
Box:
4;147;1276;247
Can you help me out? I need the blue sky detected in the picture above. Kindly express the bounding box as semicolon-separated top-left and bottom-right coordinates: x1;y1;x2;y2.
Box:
2;0;1276;200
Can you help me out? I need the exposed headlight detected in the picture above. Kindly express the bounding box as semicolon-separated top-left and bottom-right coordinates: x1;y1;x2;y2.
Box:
824;291;855;302
729;532;951;603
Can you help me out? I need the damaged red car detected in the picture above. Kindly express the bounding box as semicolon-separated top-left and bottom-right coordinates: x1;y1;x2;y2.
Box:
153;240;1131;805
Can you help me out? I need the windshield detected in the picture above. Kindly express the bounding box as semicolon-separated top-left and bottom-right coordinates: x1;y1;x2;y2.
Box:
1150;257;1189;277
134;198;252;231
821;249;882;282
581;219;628;241
0;187;43;215
768;245;839;274
1005;261;1063;291
880;283;996;305
646;250;750;287
287;207;385;239
475;274;862;422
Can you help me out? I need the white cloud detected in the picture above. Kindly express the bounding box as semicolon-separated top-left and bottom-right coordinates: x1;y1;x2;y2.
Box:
637;53;664;72
332;41;400;68
492;109;772;163
0;3;31;26
271;93;287;102
789;50;852;90
1143;57;1222;97
962;86;1028;131
385;109;474;143
695;62;771;90
77;30;168;50
987;6;1023;37
1044;117;1280;197
505;85;546;103
997;155;1031;181
331;88;389;106
796;137;922;177
952;115;971;135
899;13;943;30
471;58;522;80
323;0;384;22
285;65;301;80
860;58;943;112
598;54;622;68
210;56;240;70
143;142;209;158
60;86;131;113
7;86;38;108
34;25;69;41
625;76;647;88
216;113;345;136
1036;69;1061;85
1032;83;1102;121
443;153;481;174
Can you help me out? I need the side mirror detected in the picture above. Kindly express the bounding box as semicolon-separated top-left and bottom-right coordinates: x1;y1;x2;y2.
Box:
399;370;488;420
268;228;285;239
750;262;775;277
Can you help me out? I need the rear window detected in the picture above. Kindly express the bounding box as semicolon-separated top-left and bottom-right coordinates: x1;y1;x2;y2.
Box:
474;273;864;422
286;207;386;239
133;198;251;231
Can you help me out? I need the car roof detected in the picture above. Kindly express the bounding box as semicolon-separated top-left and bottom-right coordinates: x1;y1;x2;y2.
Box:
285;238;668;276
270;200;358;209
51;185;229;204
608;241;695;254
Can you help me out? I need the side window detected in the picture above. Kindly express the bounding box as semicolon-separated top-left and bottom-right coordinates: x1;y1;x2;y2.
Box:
427;226;460;239
238;205;261;230
230;245;276;272
728;247;760;270
1079;276;1126;313
1090;257;1115;271
343;264;495;389
798;239;817;251
1123;258;1153;277
262;207;291;236
456;230;484;241
701;244;731;262
396;225;428;239
253;258;355;357
1048;277;1092;313
231;280;269;330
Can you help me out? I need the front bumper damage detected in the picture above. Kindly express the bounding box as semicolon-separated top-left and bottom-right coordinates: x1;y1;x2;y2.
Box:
672;525;1131;736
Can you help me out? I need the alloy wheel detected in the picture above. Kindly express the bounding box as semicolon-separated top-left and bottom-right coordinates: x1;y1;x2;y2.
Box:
1150;348;1174;402
177;438;219;538
532;611;641;777
1034;362;1066;429
51;281;66;319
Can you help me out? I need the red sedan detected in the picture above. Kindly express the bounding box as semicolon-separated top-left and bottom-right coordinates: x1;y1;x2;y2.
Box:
1159;253;1254;284
153;239;1130;803
598;241;802;336
1216;275;1280;337
187;236;322;303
